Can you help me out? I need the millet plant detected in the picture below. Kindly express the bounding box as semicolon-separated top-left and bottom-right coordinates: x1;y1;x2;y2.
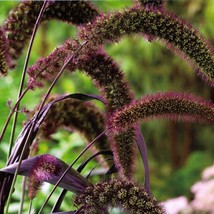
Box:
0;0;213;213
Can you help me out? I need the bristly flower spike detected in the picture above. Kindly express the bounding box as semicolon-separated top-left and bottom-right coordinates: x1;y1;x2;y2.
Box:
77;49;133;112
3;1;98;66
28;154;61;200
80;6;214;86
27;45;137;179
138;0;165;10
111;92;214;132
74;179;164;213
77;50;137;179
0;28;11;75
136;0;166;42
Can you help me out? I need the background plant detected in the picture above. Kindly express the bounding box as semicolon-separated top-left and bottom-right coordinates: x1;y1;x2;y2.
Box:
0;0;214;214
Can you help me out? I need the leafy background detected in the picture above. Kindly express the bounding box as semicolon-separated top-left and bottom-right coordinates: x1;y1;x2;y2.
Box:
0;0;214;213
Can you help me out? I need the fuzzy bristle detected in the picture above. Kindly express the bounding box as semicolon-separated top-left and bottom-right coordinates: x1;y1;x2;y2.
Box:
3;1;98;65
80;7;214;86
138;0;165;10
28;154;61;199
0;28;11;75
74;179;164;213
111;92;214;132
78;50;133;112
77;51;136;178
27;46;136;178
108;128;137;179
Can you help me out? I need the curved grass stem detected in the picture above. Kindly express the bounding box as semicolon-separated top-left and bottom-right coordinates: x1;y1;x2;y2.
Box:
19;177;27;214
28;200;33;214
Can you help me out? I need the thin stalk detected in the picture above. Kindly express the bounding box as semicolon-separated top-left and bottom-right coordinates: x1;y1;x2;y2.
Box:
4;41;87;214
0;86;29;143
0;66;51;144
7;1;48;158
0;66;50;144
38;128;110;214
28;200;33;214
19;177;27;214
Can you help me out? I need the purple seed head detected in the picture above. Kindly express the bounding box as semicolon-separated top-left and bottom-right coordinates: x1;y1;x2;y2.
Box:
74;179;164;213
110;92;214;133
28;154;61;199
80;6;214;86
0;28;12;75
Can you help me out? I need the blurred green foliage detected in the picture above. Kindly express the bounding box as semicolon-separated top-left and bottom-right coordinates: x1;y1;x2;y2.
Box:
0;0;214;213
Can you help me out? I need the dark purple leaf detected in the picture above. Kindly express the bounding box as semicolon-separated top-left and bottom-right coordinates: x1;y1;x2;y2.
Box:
8;93;105;164
77;150;112;173
0;154;91;194
0;93;104;209
0;93;104;207
51;189;67;213
105;164;118;175
66;93;106;104
135;125;150;194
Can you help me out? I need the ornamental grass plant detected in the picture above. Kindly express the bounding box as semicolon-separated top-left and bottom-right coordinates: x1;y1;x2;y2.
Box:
0;1;214;213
